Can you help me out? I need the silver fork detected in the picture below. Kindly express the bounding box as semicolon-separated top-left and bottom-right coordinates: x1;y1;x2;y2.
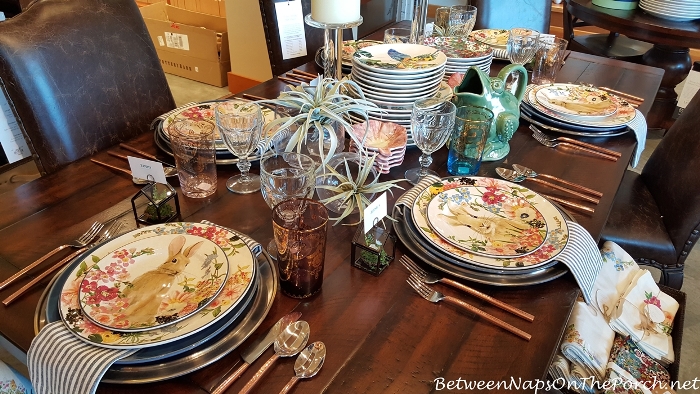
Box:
530;125;621;159
406;274;532;341
0;221;104;291
532;132;618;161
2;220;124;306
400;256;534;322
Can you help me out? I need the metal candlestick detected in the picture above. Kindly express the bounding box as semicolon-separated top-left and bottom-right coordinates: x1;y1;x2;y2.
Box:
304;14;363;80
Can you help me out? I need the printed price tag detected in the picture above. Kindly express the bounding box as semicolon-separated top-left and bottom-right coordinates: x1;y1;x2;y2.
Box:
127;156;168;184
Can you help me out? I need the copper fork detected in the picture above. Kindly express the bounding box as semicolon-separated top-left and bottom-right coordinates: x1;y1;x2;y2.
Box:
0;221;103;291
407;275;531;340
530;125;621;159
532;132;618;161
3;220;124;306
400;256;534;322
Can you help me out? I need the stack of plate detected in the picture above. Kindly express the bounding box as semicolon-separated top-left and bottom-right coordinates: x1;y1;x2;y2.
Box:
348;120;407;174
36;222;276;383
392;176;571;285
349;43;450;144
521;83;635;137
469;29;509;60
639;0;700;21
423;36;493;78
154;101;277;165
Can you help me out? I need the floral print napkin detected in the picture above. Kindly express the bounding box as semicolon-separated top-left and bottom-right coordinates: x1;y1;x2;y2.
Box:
561;300;616;381
602;335;671;394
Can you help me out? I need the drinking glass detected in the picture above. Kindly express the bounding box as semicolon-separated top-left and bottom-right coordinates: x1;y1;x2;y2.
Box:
273;198;329;298
384;28;411;44
447;5;477;37
434;7;451;32
531;36;568;85
447;105;494;176
215;100;263;194
169;119;218;198
260;152;317;258
405;98;457;185
507;28;540;91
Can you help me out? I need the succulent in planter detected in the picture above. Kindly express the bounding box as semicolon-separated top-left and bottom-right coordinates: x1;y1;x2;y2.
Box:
259;76;379;166
315;152;404;225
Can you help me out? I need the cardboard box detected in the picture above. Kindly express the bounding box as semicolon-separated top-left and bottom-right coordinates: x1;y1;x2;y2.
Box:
140;2;230;86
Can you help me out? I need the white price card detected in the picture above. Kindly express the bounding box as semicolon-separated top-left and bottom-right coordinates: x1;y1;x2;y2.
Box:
274;0;307;60
127;156;168;184
364;192;388;234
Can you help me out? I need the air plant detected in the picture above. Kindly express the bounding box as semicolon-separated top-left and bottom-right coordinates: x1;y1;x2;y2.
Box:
316;153;404;226
260;76;379;167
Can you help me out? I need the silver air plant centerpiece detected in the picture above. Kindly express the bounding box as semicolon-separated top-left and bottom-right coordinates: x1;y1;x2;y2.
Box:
262;76;404;225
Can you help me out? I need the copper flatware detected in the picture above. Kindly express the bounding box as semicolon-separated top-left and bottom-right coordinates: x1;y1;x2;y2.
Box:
599;87;644;104
286;71;315;81
407;275;531;341
277;76;301;85
540;193;595;214
211;312;302;394
400;256;534;322
292;69;318;79
241;93;268;102
496;167;600;204
532;132;618;162
0;222;103;291
2;221;123;306
512;164;603;198
530;125;622;158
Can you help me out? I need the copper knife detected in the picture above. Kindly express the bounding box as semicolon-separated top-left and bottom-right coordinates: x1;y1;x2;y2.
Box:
211;312;302;394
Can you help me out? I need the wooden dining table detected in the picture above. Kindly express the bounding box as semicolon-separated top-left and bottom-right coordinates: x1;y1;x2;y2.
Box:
0;46;663;393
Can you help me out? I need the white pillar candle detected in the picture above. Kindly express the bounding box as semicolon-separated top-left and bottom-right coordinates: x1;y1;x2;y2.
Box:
311;0;361;24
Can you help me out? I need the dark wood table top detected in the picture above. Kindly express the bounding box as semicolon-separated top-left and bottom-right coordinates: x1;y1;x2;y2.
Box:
566;0;700;48
0;52;662;393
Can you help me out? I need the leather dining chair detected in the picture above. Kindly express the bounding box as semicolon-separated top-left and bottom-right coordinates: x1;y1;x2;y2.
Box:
472;0;552;33
601;91;700;290
0;0;176;175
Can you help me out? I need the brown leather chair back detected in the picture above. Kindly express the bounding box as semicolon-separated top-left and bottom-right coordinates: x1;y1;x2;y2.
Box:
642;91;700;264
472;0;551;33
0;0;176;175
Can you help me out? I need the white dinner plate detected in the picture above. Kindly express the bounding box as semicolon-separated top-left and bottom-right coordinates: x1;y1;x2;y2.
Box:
352;43;448;74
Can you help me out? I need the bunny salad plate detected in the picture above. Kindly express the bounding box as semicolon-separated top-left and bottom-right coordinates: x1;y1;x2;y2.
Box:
59;222;256;349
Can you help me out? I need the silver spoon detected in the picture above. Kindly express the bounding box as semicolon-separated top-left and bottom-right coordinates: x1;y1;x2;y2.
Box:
495;168;595;214
278;341;326;394
512;164;603;198
495;167;599;204
238;320;311;394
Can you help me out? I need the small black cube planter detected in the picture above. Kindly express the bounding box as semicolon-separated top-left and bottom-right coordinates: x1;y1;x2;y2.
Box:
131;181;181;226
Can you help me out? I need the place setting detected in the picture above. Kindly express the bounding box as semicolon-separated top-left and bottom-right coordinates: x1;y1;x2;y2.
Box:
28;221;279;391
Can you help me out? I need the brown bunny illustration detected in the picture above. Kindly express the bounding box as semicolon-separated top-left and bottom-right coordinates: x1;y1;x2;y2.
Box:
121;235;204;327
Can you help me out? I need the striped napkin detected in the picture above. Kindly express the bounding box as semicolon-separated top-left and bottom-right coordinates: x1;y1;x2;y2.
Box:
28;223;261;394
556;221;604;305
626;109;647;168
394;175;441;209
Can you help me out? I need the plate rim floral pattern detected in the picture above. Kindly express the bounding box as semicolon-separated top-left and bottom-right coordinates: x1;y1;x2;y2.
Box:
534;84;619;119
78;234;230;332
423;36;493;60
469;29;509;48
410;176;570;269
59;222;256;349
426;186;548;258
527;84;636;128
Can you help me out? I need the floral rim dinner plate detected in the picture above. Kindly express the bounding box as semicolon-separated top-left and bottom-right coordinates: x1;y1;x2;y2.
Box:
469;29;509;48
526;85;636;128
534;84;618;119
422;36;493;60
411;177;569;270
78;234;230;332
426;186;548;258
59;222;256;349
352;43;447;74
160;102;276;149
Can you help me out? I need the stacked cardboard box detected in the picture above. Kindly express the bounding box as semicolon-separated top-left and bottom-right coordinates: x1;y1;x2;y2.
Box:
169;0;226;16
140;2;230;86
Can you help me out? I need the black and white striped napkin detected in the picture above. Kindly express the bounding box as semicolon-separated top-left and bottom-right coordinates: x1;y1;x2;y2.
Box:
555;221;603;305
28;225;262;394
394;175;441;210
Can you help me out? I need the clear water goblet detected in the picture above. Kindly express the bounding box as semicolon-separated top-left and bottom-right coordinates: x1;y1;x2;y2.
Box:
447;5;477;37
405;98;457;185
507;28;540;90
260;152;317;258
215;100;263;194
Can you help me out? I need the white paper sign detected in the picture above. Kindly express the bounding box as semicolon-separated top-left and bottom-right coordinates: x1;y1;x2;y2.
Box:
274;0;307;60
0;93;31;164
364;192;388;234
127;156;168;184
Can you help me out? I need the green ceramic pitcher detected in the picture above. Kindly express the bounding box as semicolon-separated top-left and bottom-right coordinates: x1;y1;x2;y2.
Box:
451;64;527;161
